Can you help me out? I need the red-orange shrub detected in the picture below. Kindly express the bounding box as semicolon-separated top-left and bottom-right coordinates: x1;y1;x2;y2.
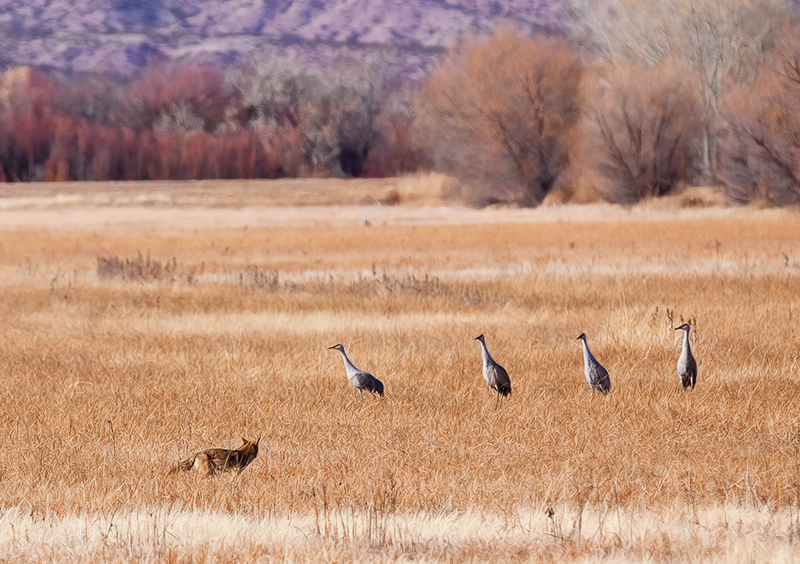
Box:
121;64;234;132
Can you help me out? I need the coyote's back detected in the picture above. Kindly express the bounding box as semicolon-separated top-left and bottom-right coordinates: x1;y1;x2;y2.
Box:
170;436;260;476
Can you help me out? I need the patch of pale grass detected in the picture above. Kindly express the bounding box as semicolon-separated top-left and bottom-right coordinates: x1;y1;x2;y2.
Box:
0;178;421;209
1;504;798;563
395;172;449;204
122;310;481;338
636;186;732;210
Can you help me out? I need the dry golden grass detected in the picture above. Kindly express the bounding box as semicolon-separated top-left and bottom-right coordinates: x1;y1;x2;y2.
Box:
0;184;799;561
0;175;446;209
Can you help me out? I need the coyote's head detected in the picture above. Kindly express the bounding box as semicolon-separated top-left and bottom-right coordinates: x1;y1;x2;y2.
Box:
239;435;260;458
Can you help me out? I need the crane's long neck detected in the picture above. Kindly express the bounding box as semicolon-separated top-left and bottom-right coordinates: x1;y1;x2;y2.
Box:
580;339;593;366
681;330;692;357
478;340;493;366
338;349;358;374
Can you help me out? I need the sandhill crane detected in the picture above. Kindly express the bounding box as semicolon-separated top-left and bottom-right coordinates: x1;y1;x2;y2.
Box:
577;333;611;394
474;334;511;404
674;323;697;389
328;344;384;397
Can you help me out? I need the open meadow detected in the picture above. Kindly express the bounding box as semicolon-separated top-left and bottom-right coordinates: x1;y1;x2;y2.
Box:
0;178;799;562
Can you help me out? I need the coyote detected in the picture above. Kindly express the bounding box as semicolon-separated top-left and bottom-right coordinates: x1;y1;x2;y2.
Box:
170;436;260;476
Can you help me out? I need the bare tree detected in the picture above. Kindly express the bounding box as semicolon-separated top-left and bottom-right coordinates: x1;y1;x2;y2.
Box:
365;90;421;176
582;60;702;203
566;0;791;179
333;54;392;177
416;29;582;206
716;21;800;205
121;63;232;132
227;56;340;175
153;102;205;132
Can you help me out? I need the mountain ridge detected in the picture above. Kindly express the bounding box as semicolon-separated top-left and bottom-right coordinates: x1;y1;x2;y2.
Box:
0;0;563;76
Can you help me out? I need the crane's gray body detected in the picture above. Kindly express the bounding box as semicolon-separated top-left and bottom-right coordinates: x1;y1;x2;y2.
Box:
675;324;697;389
577;333;611;394
328;344;384;397
475;335;511;398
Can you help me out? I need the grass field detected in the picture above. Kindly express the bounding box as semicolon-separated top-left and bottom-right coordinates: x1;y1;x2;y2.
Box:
0;179;799;562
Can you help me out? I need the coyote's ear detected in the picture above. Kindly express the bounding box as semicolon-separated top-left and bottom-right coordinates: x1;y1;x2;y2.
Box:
256;434;261;446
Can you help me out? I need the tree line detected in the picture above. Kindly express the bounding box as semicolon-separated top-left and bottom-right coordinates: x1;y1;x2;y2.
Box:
0;57;418;184
1;0;800;206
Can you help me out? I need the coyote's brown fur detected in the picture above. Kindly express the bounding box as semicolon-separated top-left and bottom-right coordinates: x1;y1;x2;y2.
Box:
170;436;260;476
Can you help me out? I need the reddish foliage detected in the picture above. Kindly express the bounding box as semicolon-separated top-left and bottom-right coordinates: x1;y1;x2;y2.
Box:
120;64;234;132
0;61;419;183
363;111;421;177
0;109;53;181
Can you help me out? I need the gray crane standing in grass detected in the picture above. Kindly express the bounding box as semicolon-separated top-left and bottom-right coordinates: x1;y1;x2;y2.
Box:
577;333;611;395
474;334;511;404
328;344;384;397
674;323;697;389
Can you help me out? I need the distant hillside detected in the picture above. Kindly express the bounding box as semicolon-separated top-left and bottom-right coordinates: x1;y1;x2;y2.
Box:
0;0;564;77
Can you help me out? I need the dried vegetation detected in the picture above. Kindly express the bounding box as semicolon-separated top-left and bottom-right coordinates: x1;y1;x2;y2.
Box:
0;194;799;561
